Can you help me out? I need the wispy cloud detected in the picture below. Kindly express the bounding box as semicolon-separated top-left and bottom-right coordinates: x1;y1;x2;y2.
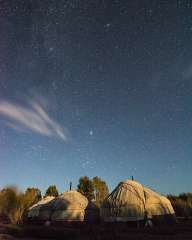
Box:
0;100;67;141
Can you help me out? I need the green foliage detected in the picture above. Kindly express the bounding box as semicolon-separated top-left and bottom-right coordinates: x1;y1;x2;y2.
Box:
92;176;109;207
0;186;42;224
77;176;94;201
45;185;59;197
0;186;18;217
24;187;42;206
77;176;109;205
167;193;192;217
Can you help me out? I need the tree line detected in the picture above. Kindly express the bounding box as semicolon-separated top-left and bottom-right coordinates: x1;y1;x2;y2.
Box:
0;176;108;224
167;193;192;218
1;176;192;225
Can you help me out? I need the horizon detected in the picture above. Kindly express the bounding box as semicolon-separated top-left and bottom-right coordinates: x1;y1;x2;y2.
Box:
0;1;192;196
0;175;190;197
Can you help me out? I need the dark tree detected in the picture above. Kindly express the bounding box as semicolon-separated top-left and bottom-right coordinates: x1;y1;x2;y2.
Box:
92;176;109;207
25;187;41;204
45;185;59;197
77;176;94;201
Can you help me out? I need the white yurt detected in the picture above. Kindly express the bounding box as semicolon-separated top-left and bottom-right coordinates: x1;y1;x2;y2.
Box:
100;180;175;223
28;190;99;223
51;190;99;222
28;196;55;221
51;190;89;221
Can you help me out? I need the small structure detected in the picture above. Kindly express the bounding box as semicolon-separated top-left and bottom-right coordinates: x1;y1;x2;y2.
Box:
100;180;175;224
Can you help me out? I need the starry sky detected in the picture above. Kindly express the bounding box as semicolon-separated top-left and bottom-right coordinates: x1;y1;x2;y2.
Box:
0;0;192;195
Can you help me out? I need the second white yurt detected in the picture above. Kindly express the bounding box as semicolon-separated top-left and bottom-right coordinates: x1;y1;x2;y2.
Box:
100;180;175;223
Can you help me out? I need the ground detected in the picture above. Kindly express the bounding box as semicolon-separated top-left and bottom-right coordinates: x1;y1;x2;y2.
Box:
0;219;192;240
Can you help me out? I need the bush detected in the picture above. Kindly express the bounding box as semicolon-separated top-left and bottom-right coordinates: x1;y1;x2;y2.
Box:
45;185;59;197
0;187;17;216
0;186;41;224
167;193;192;218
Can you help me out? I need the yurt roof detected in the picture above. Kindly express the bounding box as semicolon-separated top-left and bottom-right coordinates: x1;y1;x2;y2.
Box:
52;190;88;210
102;179;174;210
29;196;55;210
101;179;175;222
120;179;144;187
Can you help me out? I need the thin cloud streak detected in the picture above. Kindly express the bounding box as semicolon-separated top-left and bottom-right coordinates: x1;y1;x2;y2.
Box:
0;100;67;141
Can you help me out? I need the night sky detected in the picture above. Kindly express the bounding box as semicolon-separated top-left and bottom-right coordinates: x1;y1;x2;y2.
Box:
0;1;192;195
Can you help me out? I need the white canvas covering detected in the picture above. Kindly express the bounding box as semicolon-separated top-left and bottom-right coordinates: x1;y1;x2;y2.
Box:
28;196;55;219
100;180;175;222
51;190;88;221
28;190;99;222
144;187;174;217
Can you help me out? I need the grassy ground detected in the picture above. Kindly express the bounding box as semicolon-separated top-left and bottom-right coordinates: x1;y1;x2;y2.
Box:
0;219;192;240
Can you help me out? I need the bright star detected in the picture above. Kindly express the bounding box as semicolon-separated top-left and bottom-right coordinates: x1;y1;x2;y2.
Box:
89;130;93;136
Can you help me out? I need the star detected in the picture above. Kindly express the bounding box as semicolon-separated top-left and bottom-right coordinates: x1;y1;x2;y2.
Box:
0;1;191;196
105;23;111;28
89;130;93;136
49;47;54;52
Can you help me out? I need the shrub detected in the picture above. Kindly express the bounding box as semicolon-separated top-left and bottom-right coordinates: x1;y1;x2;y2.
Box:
45;185;59;197
167;193;192;218
0;186;41;224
